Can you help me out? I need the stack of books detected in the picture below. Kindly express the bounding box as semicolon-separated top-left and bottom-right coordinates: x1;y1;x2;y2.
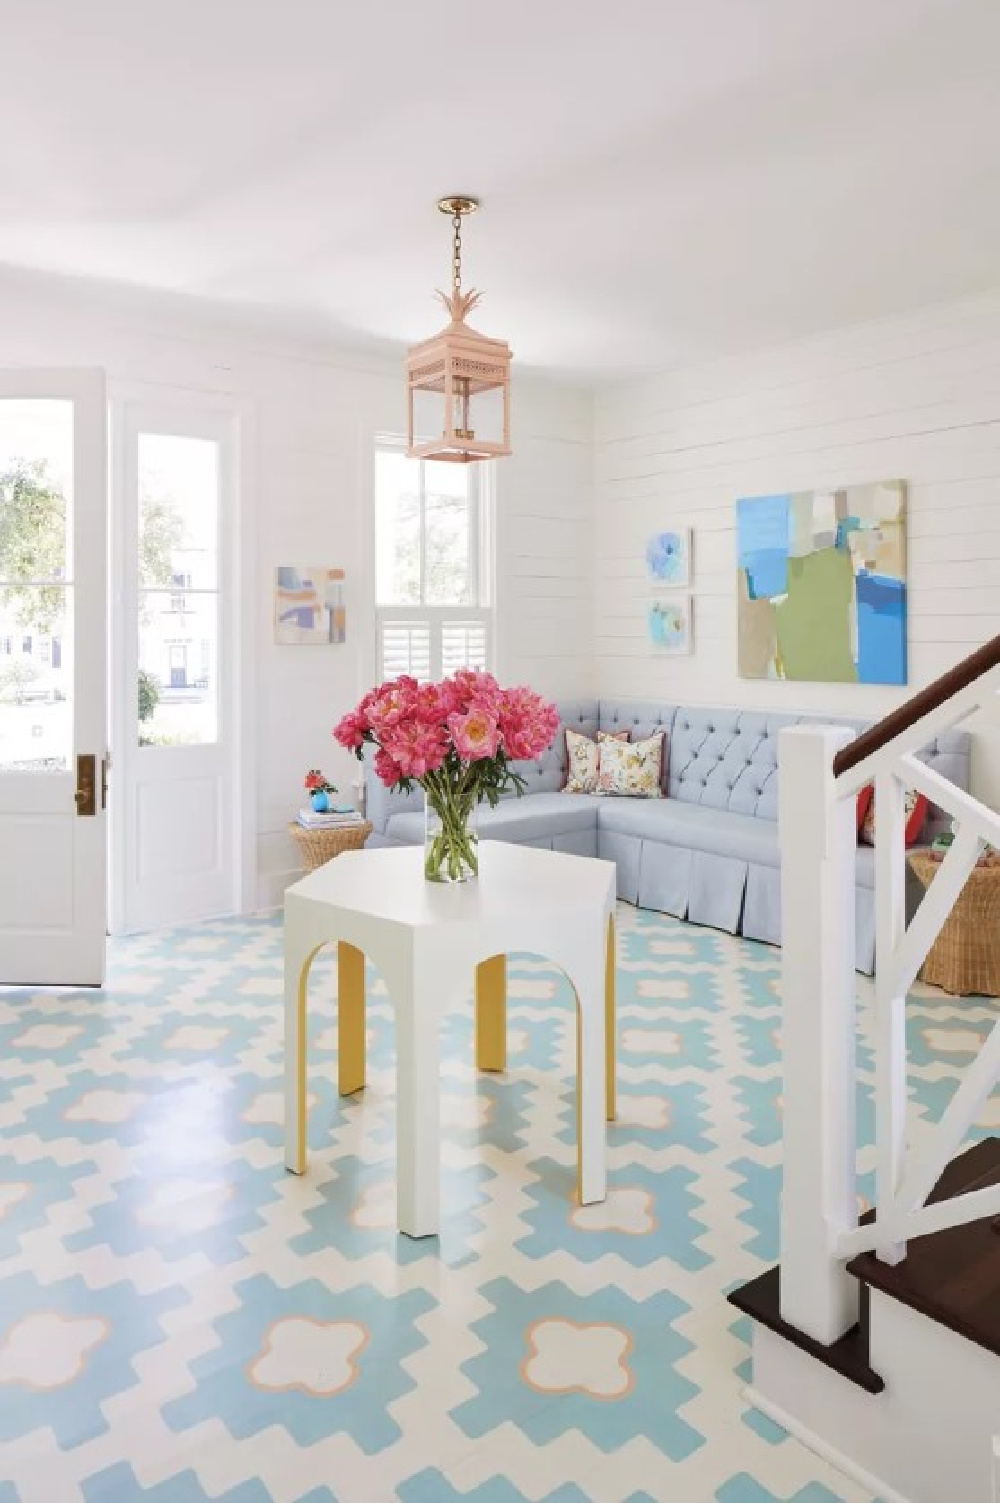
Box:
296;806;364;830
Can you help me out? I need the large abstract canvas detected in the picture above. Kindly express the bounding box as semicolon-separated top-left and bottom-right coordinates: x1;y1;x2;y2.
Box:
736;482;907;684
274;566;346;645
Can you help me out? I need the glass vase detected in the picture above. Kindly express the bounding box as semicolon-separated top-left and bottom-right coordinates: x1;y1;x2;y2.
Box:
424;788;479;883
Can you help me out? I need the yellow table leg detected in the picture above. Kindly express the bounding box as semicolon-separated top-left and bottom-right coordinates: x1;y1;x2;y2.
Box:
338;941;366;1096
475;954;507;1072
606;912;617;1123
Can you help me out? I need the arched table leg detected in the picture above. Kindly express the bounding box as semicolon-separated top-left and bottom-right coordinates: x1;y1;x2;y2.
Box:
338;941;366;1096
475;954;507;1072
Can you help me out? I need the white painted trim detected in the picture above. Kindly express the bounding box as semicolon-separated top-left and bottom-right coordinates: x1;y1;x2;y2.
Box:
776;724;859;1344
740;1386;913;1503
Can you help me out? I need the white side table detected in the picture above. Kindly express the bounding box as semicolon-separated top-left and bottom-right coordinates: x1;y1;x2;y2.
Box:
284;842;617;1238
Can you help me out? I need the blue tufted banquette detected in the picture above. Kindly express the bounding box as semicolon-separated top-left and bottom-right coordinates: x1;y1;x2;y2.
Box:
364;699;971;975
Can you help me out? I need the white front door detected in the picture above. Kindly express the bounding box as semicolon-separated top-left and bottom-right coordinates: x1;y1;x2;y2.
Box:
0;370;108;985
112;402;240;933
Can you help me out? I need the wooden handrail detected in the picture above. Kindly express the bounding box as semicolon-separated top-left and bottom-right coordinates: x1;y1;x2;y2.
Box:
832;634;1000;778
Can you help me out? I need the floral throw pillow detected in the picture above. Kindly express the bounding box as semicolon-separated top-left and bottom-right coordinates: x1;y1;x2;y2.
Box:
596;733;665;798
859;785;929;847
564;729;629;794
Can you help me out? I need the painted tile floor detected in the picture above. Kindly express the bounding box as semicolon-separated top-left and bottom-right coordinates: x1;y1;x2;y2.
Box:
1;905;997;1503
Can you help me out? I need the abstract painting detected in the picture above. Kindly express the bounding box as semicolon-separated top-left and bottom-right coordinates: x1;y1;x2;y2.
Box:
648;597;692;654
645;529;691;587
274;566;346;645
736;482;907;684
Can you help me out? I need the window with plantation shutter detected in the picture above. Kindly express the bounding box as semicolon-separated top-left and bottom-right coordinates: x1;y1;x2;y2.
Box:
375;440;493;682
378;617;432;681
441;619;488;675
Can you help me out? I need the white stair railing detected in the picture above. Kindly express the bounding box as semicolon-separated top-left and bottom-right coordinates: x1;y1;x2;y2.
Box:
778;645;1000;1344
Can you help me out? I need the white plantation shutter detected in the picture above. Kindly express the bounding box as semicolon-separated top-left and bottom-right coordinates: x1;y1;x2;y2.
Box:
378;618;432;681
441;618;489;674
377;608;491;681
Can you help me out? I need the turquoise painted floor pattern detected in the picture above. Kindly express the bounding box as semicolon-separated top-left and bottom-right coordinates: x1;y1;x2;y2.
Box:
0;906;996;1502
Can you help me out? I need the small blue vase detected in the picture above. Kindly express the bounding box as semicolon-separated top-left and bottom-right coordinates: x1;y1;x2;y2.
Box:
311;790;329;813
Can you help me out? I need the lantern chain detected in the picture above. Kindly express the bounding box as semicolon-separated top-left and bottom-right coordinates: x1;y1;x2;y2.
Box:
452;212;463;295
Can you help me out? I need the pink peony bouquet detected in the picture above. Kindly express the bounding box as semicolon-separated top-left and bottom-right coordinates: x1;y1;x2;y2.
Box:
334;671;560;881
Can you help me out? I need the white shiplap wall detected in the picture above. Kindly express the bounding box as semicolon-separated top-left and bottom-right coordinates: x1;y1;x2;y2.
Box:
495;383;593;702
0;271;593;906
593;294;1000;724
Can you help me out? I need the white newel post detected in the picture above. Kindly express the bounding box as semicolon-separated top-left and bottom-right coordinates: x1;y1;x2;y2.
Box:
778;725;859;1345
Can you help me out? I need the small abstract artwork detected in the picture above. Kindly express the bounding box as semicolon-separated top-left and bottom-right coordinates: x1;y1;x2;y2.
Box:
648;597;692;654
274;566;346;645
645;529;691;587
736;482;907;684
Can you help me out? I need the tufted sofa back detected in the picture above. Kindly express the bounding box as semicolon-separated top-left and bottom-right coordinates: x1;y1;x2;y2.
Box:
363;696;972;835
598;699;971;827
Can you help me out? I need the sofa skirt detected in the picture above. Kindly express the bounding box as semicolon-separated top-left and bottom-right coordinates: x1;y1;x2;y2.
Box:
601;830;877;975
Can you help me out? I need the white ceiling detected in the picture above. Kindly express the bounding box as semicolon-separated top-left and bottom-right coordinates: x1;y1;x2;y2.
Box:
3;0;999;379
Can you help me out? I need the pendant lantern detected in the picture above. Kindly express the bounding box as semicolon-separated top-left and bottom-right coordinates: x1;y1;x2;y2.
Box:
405;196;512;464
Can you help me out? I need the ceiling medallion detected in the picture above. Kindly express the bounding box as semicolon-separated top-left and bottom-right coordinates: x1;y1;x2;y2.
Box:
405;195;512;464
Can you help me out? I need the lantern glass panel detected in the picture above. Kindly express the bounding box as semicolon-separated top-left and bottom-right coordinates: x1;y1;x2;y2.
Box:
412;384;446;445
462;383;505;447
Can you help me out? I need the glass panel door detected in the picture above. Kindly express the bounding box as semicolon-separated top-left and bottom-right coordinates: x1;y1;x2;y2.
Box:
0;371;108;986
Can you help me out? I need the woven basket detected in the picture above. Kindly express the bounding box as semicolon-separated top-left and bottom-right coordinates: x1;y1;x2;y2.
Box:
909;853;1000;996
289;819;372;873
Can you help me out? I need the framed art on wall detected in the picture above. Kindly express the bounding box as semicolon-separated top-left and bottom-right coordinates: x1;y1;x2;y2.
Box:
645;528;691;588
648;596;692;654
274;566;346;645
736;481;907;684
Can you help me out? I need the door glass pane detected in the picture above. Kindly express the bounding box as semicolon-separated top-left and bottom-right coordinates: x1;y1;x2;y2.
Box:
0;589;71;770
0;401;74;771
138;591;217;746
139;434;218;590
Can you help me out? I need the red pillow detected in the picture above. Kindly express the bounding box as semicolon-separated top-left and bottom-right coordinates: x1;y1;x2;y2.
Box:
856;784;874;835
859;785;929;847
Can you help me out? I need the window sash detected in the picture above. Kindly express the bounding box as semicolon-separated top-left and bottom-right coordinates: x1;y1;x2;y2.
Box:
375;440;488;610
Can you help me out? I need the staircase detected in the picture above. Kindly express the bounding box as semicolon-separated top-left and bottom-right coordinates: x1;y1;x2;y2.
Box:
730;635;1000;1503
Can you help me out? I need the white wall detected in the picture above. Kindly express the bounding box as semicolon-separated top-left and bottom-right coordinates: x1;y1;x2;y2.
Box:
594;294;1000;717
0;272;592;909
593;294;1000;806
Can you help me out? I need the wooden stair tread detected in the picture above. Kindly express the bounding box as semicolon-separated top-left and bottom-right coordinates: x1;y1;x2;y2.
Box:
848;1136;1000;1359
727;1264;885;1393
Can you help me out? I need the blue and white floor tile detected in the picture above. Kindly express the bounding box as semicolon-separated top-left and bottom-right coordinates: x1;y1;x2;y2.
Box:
0;905;994;1501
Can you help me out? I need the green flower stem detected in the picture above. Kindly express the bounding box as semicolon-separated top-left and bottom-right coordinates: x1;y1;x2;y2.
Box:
423;771;479;882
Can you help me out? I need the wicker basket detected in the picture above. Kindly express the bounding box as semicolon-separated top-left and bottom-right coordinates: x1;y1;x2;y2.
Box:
909;853;1000;996
289;819;372;873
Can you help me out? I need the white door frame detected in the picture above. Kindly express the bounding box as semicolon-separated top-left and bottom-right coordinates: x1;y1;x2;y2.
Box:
108;384;256;933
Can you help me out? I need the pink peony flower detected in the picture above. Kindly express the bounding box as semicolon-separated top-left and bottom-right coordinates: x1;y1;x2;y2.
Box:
333;708;369;750
448;669;502;714
382;718;449;780
367;676;420;738
498;686;560;760
448;705;501;761
373;746;404;788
